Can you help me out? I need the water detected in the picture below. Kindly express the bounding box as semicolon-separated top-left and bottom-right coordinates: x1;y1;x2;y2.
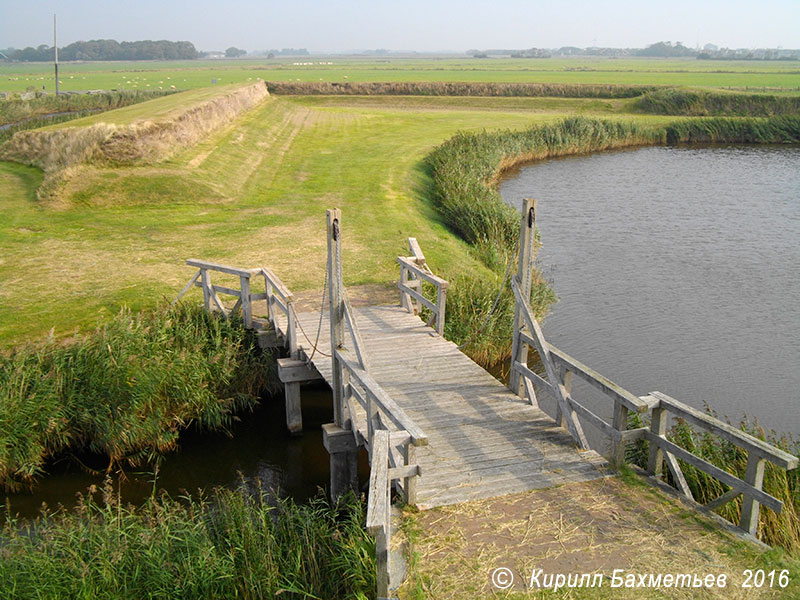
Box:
3;385;367;520
501;145;800;435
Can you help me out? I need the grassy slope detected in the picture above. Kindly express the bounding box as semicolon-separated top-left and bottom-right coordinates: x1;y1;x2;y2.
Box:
2;57;799;93
2;95;669;345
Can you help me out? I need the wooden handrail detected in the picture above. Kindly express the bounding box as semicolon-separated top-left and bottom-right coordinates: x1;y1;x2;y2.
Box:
397;238;448;336
648;392;798;470
186;258;257;278
337;348;428;446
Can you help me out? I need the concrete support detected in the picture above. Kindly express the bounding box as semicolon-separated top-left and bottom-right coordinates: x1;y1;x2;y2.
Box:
322;423;359;501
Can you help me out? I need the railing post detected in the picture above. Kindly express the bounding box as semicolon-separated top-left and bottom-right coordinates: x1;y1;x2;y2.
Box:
555;365;571;429
201;268;211;312
509;198;537;397
263;273;275;324
239;274;252;328
403;442;417;505
436;282;447;336
647;405;667;477
400;265;413;313
610;398;629;467
740;453;766;536
327;208;345;428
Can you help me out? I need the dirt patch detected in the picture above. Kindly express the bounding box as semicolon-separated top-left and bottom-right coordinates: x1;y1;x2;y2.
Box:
401;476;784;599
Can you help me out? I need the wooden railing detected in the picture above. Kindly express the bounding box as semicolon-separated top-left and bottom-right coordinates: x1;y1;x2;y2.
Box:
327;210;427;598
643;391;798;537
174;259;298;354
397;238;448;335
508;198;798;541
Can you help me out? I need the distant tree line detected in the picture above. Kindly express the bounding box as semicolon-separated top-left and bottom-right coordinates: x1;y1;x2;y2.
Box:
7;40;199;62
466;42;799;61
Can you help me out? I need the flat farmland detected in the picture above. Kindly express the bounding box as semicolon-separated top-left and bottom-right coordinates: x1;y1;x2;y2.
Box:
2;57;799;93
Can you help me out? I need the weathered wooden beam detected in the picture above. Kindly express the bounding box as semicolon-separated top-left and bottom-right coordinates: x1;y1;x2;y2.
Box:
704;488;742;511
277;358;322;384
396;282;438;314
511;276;589;449
396;256;448;287
651;391;798;470
172;269;201;304
366;429;390;535
510;198;536;397
186;259;256;279
644;431;782;513
337;348;428;446
547;345;649;414
740;453;767;536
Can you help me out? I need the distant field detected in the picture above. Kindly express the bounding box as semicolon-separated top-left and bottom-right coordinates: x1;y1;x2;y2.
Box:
2;57;799;93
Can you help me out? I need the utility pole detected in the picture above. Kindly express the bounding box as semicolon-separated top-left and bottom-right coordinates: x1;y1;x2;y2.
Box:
54;14;59;95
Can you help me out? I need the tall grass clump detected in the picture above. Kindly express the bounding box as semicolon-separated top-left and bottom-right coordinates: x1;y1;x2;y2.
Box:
628;412;800;552
634;88;800;117
0;484;375;599
665;115;800;144
0;302;277;492
266;81;659;99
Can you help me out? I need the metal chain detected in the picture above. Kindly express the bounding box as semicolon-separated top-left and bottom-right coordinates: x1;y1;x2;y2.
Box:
296;264;331;360
457;237;520;350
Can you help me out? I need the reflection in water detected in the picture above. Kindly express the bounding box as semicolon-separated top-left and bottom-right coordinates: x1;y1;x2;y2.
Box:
501;145;800;434
3;384;367;520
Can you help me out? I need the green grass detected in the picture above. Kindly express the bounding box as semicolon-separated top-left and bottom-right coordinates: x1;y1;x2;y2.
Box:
2;57;800;93
0;302;276;491
0;484;375;600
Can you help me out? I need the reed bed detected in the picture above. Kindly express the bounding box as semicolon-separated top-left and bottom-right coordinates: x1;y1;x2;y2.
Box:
266;80;659;99
0;484;375;599
634;88;800;117
0;302;276;492
664;115;800;144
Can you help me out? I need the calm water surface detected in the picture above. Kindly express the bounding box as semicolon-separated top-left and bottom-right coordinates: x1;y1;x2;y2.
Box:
501;145;800;434
3;386;366;520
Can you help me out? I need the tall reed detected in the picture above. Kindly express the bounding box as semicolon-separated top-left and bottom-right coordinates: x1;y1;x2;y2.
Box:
627;412;800;552
0;483;375;599
634;88;800;117
0;302;277;491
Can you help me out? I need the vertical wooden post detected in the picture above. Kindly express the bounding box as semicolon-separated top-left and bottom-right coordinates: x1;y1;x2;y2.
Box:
263;273;274;324
555;366;571;428
403;442;417;505
436;282;448;336
200;268;211;312
740;453;766;536
327;208;344;427
610;399;629;467
647;405;667;476
376;529;389;597
509;198;537;397
239;275;252;328
400;265;413;313
287;301;298;358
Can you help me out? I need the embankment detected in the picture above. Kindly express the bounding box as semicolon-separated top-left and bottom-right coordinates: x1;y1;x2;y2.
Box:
0;82;269;202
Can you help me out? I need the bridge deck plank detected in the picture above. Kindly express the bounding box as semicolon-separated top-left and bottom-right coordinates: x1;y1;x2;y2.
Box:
275;305;608;507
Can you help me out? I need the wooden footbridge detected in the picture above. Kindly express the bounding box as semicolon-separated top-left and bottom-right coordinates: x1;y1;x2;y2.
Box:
175;202;797;599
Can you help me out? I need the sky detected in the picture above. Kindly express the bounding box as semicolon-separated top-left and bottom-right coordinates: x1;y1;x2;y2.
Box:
1;0;798;53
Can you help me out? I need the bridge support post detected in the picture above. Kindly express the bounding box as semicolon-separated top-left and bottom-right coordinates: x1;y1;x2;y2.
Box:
322;423;359;501
510;198;537;398
327;208;346;428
